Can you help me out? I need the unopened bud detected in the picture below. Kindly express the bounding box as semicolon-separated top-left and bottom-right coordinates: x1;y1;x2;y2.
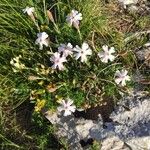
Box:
47;10;55;23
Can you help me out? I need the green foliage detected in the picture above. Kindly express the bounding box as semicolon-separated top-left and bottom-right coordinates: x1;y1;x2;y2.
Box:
89;140;101;150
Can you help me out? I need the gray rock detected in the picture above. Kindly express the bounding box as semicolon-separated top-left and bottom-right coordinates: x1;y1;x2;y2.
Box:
118;0;138;9
44;90;150;149
135;43;150;67
45;112;83;150
118;0;150;14
126;137;150;150
101;136;130;150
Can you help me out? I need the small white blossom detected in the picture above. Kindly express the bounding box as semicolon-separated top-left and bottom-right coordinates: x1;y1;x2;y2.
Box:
98;45;115;63
50;52;67;70
35;32;49;50
115;69;131;86
57;99;76;116
23;7;35;16
66;10;82;28
73;42;92;62
58;43;73;57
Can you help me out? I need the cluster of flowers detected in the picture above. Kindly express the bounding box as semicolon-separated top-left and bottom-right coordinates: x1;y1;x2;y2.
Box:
11;6;131;116
34;33;130;87
10;55;26;72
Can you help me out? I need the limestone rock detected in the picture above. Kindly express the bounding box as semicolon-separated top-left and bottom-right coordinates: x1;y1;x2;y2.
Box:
44;90;150;149
101;136;130;150
135;43;150;67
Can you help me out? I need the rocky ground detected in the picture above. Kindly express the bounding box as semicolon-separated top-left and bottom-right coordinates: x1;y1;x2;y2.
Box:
45;90;150;150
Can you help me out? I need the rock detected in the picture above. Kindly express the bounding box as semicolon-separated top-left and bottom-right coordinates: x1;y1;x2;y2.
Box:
76;119;95;140
118;0;138;9
45;112;83;150
101;136;130;150
135;43;150;67
44;90;150;149
126;137;150;150
118;0;150;14
110;97;150;139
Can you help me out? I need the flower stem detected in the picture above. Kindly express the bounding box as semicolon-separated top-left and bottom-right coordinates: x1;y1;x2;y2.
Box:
77;28;82;42
53;22;61;34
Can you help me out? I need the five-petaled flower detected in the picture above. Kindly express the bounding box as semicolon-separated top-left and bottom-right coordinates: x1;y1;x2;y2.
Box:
23;7;35;16
66;10;82;29
73;42;92;62
35;32;49;50
115;69;131;86
58;43;73;57
50;52;67;70
98;45;115;63
57;99;76;116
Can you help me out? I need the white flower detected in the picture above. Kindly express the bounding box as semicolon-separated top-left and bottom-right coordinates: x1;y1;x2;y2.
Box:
57;99;76;116
50;52;67;70
66;10;82;28
73;42;92;62
98;45;115;63
58;43;73;57
23;7;35;16
35;32;49;50
115;69;131;86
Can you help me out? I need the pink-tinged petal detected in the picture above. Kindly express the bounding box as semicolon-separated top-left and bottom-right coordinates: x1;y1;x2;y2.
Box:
67;43;73;49
51;64;57;69
54;52;60;58
115;70;122;77
108;55;115;61
102;45;109;52
69;106;76;112
115;78;122;85
109;47;115;53
81;55;87;62
39;43;43;50
41;32;49;40
121;70;128;76
85;49;92;56
121;80;126;86
101;57;109;63
73;46;81;52
74;53;81;60
125;75;131;81
42;40;49;47
74;14;82;21
72;10;78;15
67;99;73;106
98;52;105;58
61;100;66;106
82;42;89;50
58;63;65;70
60;56;67;62
73;21;79;29
64;110;71;116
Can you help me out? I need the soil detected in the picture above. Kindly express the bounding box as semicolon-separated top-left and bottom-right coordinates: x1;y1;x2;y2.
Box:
74;96;114;122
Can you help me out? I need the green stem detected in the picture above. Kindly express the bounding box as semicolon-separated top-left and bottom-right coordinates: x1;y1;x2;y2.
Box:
53;22;61;34
77;28;82;42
